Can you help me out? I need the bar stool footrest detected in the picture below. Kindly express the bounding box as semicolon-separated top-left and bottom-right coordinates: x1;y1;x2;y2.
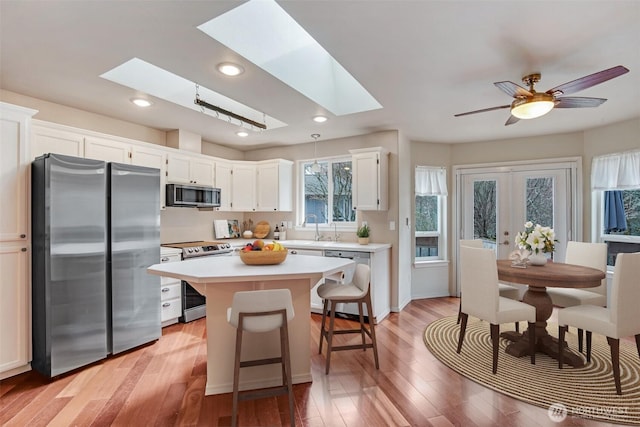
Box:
239;357;283;368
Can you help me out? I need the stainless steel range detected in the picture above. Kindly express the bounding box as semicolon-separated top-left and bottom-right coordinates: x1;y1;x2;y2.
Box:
161;241;234;322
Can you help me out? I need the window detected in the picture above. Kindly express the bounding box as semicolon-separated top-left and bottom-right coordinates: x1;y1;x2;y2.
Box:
600;189;640;266
415;166;447;261
416;194;442;258
591;150;640;267
301;157;355;225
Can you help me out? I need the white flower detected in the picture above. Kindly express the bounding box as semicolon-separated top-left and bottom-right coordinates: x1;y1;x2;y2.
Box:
514;221;556;254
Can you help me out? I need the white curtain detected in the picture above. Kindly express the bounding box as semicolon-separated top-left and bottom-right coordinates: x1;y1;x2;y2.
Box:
591;150;640;190
415;166;447;196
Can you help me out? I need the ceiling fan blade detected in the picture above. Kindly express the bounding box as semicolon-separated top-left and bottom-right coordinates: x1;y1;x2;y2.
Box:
546;65;629;96
505;115;520;126
554;97;607;108
454;105;510;117
494;81;532;98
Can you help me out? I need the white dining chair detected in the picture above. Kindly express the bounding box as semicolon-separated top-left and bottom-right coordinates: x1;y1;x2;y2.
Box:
317;263;379;375
558;251;640;395
457;245;536;374
548;241;607;352
458;239;522;330
227;289;296;427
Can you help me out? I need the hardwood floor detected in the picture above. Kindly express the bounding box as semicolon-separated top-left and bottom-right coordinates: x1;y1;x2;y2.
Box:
0;298;620;427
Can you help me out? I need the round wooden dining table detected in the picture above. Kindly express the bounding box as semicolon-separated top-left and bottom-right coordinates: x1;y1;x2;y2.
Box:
496;259;606;367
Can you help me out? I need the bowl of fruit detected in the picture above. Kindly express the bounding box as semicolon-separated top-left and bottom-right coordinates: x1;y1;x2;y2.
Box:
239;239;288;265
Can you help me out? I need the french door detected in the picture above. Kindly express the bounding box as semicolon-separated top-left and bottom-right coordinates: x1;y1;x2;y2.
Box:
456;161;579;289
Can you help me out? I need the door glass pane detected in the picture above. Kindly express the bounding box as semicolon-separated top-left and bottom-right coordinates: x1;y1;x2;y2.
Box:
473;180;497;243
526;177;553;228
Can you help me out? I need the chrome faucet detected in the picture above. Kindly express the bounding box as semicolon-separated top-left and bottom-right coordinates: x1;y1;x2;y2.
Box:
303;214;320;241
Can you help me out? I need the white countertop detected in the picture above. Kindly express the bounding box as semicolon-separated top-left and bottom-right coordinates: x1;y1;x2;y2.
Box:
226;239;391;253
147;254;354;284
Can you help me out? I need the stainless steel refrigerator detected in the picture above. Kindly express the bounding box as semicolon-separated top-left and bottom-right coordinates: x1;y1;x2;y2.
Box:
32;154;161;377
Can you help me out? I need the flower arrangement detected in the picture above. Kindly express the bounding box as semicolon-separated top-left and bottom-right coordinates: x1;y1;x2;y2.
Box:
515;221;557;254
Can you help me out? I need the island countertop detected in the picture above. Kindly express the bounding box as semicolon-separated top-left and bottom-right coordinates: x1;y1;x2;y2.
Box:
147;253;354;284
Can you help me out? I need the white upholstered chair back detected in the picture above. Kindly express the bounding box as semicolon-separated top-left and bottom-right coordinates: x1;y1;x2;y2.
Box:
460;246;499;321
564;241;608;296
352;264;371;294
460;239;484;249
228;289;295;333
609;252;640;337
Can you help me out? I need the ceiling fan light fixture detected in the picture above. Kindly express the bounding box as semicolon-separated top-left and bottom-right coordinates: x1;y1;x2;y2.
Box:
511;93;554;119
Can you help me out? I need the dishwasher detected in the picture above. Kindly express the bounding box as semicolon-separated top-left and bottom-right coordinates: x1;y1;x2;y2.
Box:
323;250;371;319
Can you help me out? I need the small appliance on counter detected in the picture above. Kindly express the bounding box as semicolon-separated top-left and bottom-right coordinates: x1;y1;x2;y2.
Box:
161;241;233;322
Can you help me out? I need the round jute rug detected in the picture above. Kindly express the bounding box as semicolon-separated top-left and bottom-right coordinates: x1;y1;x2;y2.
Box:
424;316;640;425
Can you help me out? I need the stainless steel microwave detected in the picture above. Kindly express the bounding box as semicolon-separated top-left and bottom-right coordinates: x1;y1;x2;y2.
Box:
166;184;221;208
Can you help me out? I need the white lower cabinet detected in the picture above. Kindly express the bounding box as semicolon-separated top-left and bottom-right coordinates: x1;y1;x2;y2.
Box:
160;249;182;327
0;244;30;379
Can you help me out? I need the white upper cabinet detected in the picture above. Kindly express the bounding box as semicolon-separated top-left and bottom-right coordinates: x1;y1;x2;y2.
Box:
31;123;84;159
1;103;37;243
167;153;214;186
350;147;389;211
214;160;232;211
131;145;168;210
231;162;256;211
256;159;293;211
84;136;132;163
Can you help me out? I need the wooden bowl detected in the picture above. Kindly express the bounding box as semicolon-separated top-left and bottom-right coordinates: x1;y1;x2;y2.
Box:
239;249;288;265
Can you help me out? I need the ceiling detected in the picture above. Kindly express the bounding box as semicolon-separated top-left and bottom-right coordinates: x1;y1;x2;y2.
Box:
1;1;639;151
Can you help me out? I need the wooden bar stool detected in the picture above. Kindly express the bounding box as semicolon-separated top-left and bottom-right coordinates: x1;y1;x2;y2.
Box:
317;264;379;374
227;289;295;427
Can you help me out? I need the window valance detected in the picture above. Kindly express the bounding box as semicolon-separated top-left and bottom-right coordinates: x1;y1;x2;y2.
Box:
415;166;447;196
591;150;640;190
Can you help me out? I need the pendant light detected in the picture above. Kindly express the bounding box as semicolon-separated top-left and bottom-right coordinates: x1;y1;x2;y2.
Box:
310;133;321;173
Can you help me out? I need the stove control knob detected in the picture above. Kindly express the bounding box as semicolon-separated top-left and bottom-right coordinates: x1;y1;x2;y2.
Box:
194;247;200;252
187;248;193;253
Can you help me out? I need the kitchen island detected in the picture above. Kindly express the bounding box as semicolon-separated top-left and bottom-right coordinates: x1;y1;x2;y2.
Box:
147;254;354;395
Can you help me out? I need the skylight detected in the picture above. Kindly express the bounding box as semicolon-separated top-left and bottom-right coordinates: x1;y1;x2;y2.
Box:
197;0;382;116
100;58;287;131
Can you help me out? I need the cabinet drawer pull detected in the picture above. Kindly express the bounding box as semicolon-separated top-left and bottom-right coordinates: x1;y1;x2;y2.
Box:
162;302;171;308
21;248;27;252
20;234;26;238
161;257;170;262
161;287;170;293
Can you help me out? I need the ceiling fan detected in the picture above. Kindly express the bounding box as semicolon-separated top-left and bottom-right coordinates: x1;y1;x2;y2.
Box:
454;65;629;126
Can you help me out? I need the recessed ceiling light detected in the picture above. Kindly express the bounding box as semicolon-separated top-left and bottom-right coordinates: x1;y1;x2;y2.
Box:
131;98;152;107
217;62;245;76
312;115;328;123
236;130;249;137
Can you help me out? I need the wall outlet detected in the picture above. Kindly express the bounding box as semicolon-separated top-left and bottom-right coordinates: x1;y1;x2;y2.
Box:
287;221;292;229
389;220;395;230
362;221;368;227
